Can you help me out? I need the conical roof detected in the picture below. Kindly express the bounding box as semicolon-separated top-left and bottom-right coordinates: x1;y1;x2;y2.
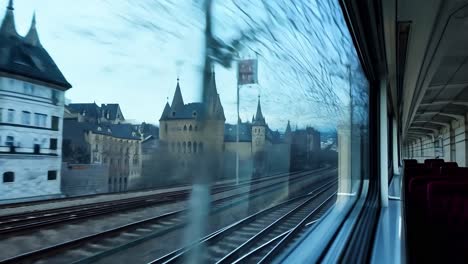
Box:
0;1;71;89
203;63;225;120
171;79;184;111
159;102;171;121
25;12;41;46
285;120;291;133
0;0;18;37
253;96;266;126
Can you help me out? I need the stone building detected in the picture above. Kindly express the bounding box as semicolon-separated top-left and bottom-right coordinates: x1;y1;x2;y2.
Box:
158;71;226;182
63;103;142;193
145;71;321;185
0;1;72;202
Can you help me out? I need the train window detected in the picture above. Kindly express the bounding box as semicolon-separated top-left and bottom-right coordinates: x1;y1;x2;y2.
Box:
0;0;368;263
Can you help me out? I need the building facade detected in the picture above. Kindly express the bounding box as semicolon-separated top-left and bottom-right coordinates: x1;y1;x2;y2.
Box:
63;103;142;193
158;72;226;182
0;1;72;201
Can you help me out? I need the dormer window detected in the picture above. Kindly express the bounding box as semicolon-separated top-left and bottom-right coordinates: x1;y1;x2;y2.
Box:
192;111;197;117
172;111;176;117
107;128;111;133
97;126;102;131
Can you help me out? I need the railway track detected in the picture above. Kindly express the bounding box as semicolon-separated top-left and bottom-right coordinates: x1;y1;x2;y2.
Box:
151;178;337;264
0;168;336;264
233;192;334;264
0;168;322;210
0;168;327;237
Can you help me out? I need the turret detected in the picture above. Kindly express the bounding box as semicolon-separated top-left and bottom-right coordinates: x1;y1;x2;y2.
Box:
252;95;266;126
25;12;41;46
171;78;184;114
159;101;171;140
285;120;292;143
203;64;225;120
252;96;267;153
0;0;18;37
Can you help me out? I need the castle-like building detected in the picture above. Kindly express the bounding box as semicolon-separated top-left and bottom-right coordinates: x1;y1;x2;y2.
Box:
147;68;321;184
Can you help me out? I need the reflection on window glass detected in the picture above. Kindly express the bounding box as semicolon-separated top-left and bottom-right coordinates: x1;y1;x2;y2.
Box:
0;0;367;263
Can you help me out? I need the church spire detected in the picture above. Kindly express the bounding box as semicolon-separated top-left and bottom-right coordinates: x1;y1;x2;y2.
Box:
205;62;219;103
203;62;225;120
253;95;266;126
286;120;291;133
171;77;184;112
0;0;18;37
160;101;171;121
25;12;41;46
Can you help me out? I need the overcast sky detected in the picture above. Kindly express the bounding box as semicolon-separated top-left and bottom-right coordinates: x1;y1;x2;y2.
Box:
2;0;368;131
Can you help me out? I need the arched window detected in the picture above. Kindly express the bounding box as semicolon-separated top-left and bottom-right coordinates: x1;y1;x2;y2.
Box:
195;125;198;131
184;125;187;131
183;142;186;153
165;123;168;132
189;125;193;131
194;143;197;153
188;142;192;153
3;172;14;183
177;142;181;153
199;142;204;153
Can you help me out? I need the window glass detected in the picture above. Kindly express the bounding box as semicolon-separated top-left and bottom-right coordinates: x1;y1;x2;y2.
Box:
0;108;3;122
5;136;14;147
0;1;368;263
3;172;14;183
34;113;47;127
51;116;59;130
50;138;58;150
7;109;14;123
22;111;31;125
47;170;57;180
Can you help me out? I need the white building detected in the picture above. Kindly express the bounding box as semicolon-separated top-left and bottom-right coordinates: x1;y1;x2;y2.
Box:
0;1;72;202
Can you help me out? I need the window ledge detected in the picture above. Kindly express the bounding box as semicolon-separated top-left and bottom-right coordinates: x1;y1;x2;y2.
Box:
370;199;405;264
